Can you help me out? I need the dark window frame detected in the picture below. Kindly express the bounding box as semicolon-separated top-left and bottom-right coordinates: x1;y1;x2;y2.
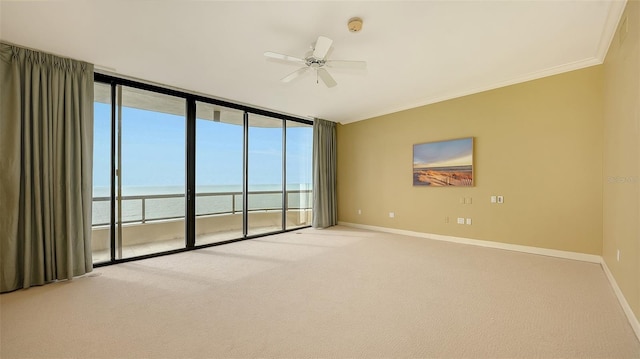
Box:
93;72;312;268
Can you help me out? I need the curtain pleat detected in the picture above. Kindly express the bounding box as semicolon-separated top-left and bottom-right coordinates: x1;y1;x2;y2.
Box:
0;43;94;293
312;118;337;228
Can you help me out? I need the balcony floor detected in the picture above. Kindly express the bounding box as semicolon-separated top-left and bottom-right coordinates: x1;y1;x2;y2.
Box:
92;226;301;263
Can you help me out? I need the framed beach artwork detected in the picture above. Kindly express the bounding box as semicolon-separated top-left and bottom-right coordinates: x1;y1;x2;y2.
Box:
413;137;474;187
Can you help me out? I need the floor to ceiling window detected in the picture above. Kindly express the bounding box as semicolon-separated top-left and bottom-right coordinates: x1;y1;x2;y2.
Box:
195;101;244;245
247;114;284;236
93;84;187;261
93;82;112;262
116;86;187;259
92;74;313;264
285;121;313;229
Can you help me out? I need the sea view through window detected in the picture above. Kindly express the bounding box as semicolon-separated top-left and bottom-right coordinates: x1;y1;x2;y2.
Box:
92;76;312;264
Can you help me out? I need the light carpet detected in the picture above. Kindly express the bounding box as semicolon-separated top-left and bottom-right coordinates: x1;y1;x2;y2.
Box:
1;226;639;358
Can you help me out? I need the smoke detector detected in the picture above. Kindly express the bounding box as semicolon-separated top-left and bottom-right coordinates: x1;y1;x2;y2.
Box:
348;17;363;32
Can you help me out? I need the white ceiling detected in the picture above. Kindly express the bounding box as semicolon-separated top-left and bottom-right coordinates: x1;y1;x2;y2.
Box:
0;0;626;124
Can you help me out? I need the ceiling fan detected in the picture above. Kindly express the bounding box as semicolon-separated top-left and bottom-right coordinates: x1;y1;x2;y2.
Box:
264;35;366;88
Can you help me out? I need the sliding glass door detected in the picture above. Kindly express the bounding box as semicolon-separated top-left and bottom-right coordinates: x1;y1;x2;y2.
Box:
247;114;284;236
92;84;187;261
92;82;112;262
92;74;313;264
195;102;244;244
286;121;313;229
114;86;187;259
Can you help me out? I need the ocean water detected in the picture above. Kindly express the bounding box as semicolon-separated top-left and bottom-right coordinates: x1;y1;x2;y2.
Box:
92;184;312;226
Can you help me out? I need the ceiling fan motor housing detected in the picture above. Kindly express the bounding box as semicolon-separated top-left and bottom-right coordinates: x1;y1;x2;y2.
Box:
306;57;326;68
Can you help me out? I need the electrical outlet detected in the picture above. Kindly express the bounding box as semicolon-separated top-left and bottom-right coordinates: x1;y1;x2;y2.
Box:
466;197;472;204
466;218;472;225
457;217;465;224
389;212;395;218
459;197;465;204
491;196;497;203
497;196;504;204
358;209;362;215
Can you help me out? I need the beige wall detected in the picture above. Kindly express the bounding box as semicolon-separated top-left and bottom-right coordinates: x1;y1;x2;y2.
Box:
337;65;603;255
337;3;640;325
603;0;640;323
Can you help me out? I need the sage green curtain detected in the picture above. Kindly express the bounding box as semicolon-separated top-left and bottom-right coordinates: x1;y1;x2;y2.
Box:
312;118;337;228
0;43;94;293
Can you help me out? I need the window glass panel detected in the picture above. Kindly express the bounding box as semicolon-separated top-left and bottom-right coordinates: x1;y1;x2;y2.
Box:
286;121;313;229
195;102;244;244
92;82;112;263
115;86;186;259
248;114;283;236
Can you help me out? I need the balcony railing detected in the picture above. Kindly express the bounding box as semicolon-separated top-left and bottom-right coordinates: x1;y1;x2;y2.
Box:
92;190;312;226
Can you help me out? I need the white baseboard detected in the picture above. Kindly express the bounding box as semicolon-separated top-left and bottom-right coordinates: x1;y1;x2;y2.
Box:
601;260;640;342
338;222;601;263
338;221;640;342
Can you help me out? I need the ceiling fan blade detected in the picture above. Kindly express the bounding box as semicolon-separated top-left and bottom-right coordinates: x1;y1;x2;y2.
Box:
264;51;305;64
281;67;309;83
313;36;333;60
326;60;367;69
317;68;337;88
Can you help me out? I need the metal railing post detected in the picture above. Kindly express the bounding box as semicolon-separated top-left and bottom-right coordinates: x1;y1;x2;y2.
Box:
141;198;146;224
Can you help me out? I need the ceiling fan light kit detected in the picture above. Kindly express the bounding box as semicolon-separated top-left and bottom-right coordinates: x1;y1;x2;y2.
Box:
264;35;367;88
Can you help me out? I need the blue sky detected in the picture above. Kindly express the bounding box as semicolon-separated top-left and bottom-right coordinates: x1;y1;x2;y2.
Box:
93;103;312;190
413;138;473;168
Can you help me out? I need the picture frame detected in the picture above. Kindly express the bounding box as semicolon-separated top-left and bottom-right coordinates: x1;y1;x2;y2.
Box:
413;137;474;187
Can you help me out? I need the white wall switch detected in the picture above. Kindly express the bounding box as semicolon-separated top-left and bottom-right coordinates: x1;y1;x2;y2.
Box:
457;217;465;224
389;212;395;218
491;196;497;203
466;218;472;225
358;209;362;215
497;196;504;204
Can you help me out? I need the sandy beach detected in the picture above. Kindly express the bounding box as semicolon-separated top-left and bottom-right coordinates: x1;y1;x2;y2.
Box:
413;168;473;186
